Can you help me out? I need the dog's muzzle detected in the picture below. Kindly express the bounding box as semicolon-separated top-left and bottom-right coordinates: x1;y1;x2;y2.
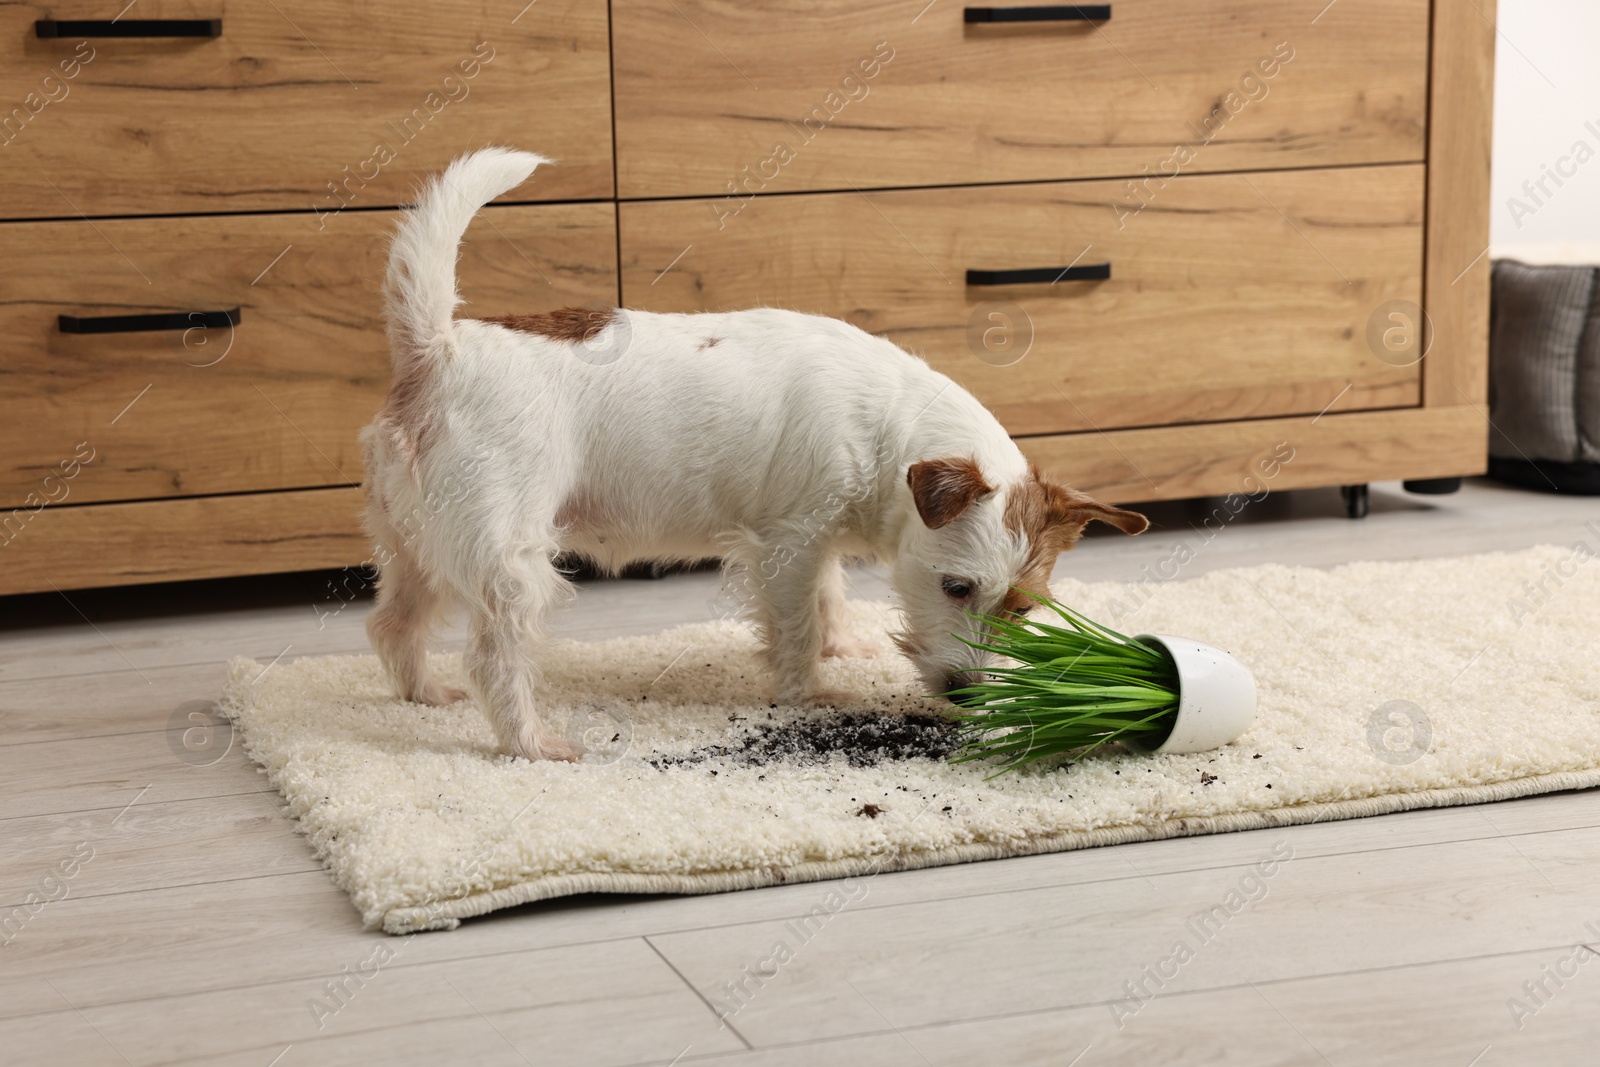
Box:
942;670;985;705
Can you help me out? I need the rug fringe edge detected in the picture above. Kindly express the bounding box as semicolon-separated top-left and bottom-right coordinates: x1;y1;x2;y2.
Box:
379;764;1600;934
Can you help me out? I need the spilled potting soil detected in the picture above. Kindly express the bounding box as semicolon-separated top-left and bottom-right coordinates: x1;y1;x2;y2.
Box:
653;710;962;770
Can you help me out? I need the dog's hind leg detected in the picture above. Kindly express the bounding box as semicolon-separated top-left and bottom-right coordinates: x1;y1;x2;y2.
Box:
367;541;465;706
465;537;580;762
817;555;876;660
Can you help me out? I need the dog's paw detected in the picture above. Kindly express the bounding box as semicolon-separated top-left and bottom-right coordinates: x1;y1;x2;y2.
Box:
513;732;582;763
413;683;469;707
821;638;879;660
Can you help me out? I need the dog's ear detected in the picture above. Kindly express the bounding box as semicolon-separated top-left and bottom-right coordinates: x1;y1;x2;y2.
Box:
1042;482;1149;536
907;457;994;529
1007;468;1149;549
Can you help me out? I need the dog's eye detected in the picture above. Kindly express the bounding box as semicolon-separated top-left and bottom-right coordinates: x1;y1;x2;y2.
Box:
940;577;974;600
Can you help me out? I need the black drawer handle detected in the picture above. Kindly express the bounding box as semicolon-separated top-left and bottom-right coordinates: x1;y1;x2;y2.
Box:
36;18;222;39
59;308;241;334
966;265;1111;285
964;5;1110;23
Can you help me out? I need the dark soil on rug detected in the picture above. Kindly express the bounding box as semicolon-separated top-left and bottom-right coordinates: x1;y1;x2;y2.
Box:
652;710;961;770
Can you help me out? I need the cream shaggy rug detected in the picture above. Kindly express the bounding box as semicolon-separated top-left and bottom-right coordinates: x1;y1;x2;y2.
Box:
220;545;1600;934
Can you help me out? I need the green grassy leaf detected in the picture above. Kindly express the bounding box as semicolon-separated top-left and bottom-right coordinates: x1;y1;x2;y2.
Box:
945;593;1180;775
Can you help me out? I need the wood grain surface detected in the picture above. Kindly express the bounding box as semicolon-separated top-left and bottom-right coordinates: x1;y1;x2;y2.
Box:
0;486;365;595
1421;0;1498;409
612;0;1428;197
1018;406;1489;503
0;0;613;217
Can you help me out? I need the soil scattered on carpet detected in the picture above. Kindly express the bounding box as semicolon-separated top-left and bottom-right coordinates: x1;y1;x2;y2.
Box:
653;711;960;770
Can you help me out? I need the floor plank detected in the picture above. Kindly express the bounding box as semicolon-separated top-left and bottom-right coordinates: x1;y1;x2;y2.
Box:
0;663;229;747
5;938;743;1067
1;728;266;821
0;791;317;906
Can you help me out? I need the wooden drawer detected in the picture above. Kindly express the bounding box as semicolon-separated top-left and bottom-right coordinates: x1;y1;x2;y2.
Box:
1021;407;1488;503
0;0;612;218
612;0;1428;199
620;165;1424;435
0;203;617;510
0;487;366;596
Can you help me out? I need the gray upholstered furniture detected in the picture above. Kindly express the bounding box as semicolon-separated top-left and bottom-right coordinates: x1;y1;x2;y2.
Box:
1489;260;1600;494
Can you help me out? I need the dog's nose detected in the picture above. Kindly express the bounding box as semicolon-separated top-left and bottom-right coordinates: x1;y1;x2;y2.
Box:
942;671;984;705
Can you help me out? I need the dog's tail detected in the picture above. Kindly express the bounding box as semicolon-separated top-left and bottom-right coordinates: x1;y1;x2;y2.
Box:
384;146;549;362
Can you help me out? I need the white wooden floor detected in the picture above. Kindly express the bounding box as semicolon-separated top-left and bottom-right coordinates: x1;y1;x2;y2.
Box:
4;478;1599;1067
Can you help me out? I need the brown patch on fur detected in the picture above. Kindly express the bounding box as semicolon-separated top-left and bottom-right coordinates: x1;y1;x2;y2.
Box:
907;457;993;529
698;336;721;350
378;356;435;466
478;306;615;343
1004;465;1149;603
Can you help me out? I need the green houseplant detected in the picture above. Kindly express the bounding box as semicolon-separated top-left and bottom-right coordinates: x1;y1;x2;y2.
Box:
948;594;1256;774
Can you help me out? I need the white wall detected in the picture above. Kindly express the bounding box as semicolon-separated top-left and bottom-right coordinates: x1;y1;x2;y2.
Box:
1491;0;1600;258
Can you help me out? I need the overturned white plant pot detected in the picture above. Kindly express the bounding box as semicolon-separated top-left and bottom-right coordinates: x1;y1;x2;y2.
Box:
1125;634;1258;755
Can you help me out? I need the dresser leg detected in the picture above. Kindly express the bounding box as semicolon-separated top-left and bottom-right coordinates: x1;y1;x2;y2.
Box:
1402;477;1463;495
1339;484;1370;519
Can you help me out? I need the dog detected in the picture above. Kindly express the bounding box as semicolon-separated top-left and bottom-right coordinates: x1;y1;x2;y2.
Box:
360;147;1150;761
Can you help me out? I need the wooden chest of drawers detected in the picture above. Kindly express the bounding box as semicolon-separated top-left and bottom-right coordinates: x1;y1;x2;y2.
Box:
0;1;1495;595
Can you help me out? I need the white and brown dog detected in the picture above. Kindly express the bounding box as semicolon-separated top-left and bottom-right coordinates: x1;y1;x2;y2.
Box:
361;147;1149;761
